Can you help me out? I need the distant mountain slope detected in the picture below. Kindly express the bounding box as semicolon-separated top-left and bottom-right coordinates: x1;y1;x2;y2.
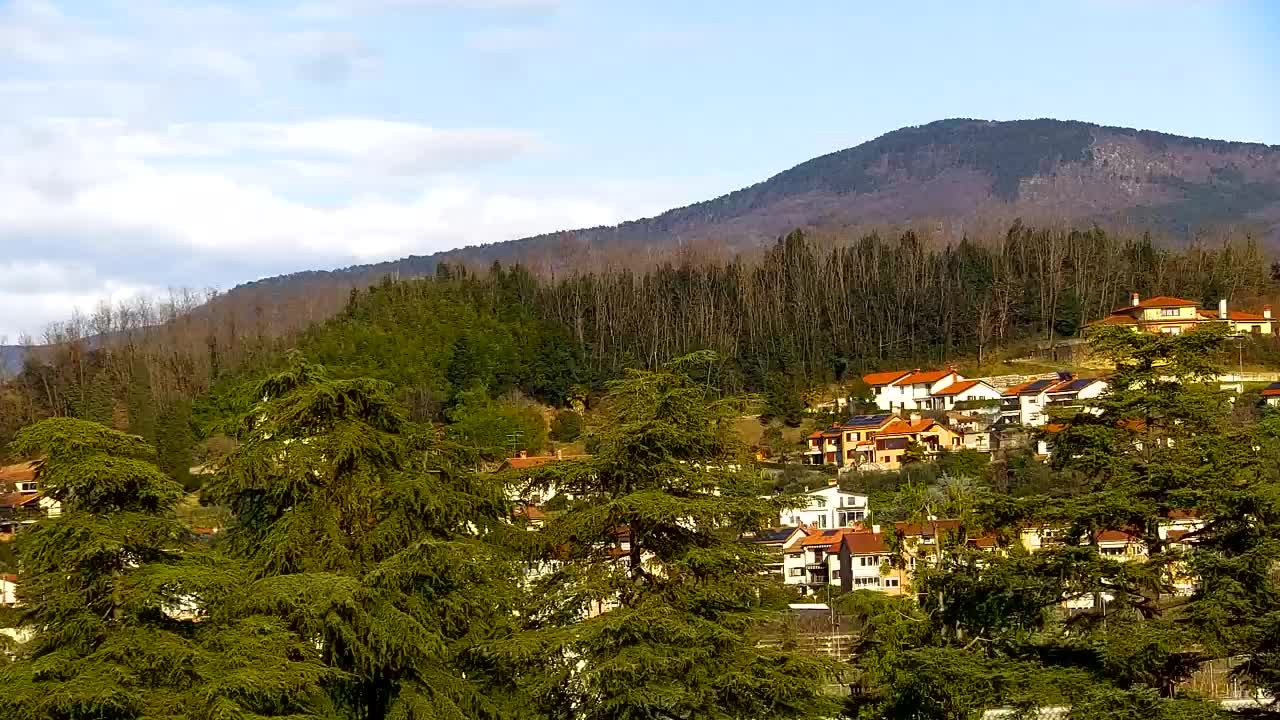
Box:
303;118;1280;278
11;118;1280;358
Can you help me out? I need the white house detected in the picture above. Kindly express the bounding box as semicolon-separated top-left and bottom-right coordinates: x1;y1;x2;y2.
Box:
1001;375;1108;429
1;573;17;606
779;484;869;530
784;529;849;596
862;370;913;412
925;379;1002;412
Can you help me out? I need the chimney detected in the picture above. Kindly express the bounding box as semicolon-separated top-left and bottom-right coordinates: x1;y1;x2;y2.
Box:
909;412;921;424
1219;298;1228;320
1266;305;1273;320
1131;292;1140;307
872;524;881;534
518;450;528;459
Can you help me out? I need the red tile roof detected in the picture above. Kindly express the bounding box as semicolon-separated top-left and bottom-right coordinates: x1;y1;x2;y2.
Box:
1097;529;1138;543
862;370;912;386
1199;309;1268;321
0;462;37;483
1165;529;1191;542
800;528;853;550
842;531;889;555
1087;314;1138;327
0;573;16;583
501;453;589;470
931;379;982;396
0;492;42;510
1121;296;1198;310
880;417;942;436
514;505;549;522
899;369;956;386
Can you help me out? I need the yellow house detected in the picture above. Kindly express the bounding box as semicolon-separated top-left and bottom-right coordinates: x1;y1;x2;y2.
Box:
1089;292;1274;336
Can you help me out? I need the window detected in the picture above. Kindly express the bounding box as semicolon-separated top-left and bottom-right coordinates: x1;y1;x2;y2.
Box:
787;553;801;560
814;497;826;508
853;577;878;587
1160;307;1179;317
883;578;900;588
817;516;828;529
1160;326;1181;335
1254;325;1263;334
789;517;800;526
859;556;877;567
831;570;841;580
896;455;904;463
788;568;804;577
15;481;37;492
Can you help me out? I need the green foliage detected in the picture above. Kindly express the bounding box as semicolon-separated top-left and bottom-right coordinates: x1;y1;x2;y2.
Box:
203;354;523;719
549;409;584;443
0;417;330;719
506;351;839;720
447;387;548;461
763;370;806;427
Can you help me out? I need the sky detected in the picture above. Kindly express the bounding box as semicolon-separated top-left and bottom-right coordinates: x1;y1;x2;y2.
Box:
2;0;1278;339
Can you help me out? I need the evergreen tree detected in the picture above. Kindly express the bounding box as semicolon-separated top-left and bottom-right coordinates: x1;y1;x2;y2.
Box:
508;351;839;720
0;417;329;719
204;354;523;719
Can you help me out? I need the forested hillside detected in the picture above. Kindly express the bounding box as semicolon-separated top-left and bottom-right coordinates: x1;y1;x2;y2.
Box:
2;222;1277;466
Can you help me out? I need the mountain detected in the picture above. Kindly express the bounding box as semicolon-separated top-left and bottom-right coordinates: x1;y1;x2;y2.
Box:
408;117;1280;269
7;118;1280;364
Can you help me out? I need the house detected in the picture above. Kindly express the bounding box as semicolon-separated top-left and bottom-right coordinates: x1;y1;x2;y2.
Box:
852;414;962;470
946;411;994;452
863;369;963;412
745;527;811;580
1263;382;1280;407
803;414;897;468
498;450;588;506
1;573;17;606
1044;375;1107;410
779;483;869;529
1089;292;1274;336
862;370;914;412
925;379;1002;412
787;528;853;595
999;377;1061;428
837;528;908;595
0;462;60;541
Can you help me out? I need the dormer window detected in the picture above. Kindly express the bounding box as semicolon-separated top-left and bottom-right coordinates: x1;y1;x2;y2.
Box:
16;481;37;493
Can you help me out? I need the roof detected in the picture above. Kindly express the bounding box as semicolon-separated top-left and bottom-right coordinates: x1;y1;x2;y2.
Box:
501;453;589;470
1199;309;1268;321
1166;529;1192;543
1004;378;1058;396
1087;314;1138;327
0;492;42;509
1097;529;1139;543
899;369;955;386
514;505;549;522
862;370;912;386
800;528;852;550
842;531;889;555
1048;377;1102;393
1116;295;1199;311
1262;382;1280;397
880;417;943;435
749;527;803;545
972;534;999;549
843;414;894;429
932;379;983;396
0;462;37;484
0;573;16;584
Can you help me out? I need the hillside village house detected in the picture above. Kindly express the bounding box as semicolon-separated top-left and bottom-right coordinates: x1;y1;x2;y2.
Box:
1089;293;1274;335
946;411;994;451
1263;382;1280;407
864;369;961;412
999;374;1107;429
0;462;60;540
780;484;870;529
923;379;1002;412
745;527;810;579
838;529;908;595
804;414;897;468
805;414;962;471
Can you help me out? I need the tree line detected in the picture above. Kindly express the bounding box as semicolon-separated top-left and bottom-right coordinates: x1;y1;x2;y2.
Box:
2;222;1276;460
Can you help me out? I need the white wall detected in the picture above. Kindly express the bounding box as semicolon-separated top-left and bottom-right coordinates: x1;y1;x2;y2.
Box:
779;485;869;529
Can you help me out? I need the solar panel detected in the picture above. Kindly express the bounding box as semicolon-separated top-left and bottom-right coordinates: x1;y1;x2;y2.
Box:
844;414;891;427
1021;379;1056;393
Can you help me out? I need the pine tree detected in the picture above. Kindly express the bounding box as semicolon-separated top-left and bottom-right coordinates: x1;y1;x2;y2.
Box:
0;417;330;719
507;351;840;720
203;354;523;719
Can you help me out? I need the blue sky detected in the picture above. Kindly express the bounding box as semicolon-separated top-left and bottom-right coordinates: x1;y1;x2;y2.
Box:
0;0;1277;337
